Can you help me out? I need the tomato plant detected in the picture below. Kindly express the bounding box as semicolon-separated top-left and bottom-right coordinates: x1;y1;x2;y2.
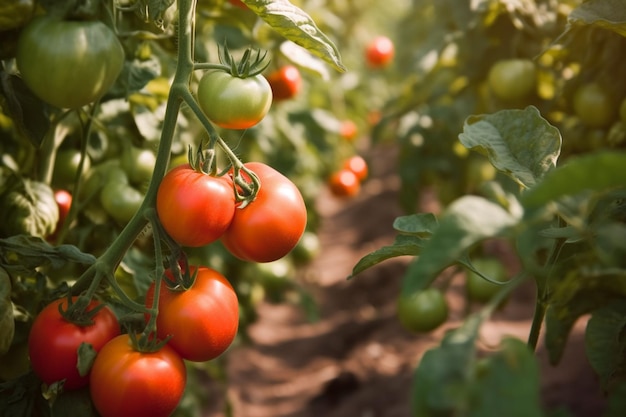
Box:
328;169;360;197
197;70;272;129
145;266;239;362
89;334;186;417
28;297;120;390
16;16;124;109
487;59;536;102
221;162;307;263
266;65;302;101
365;36;394;68
156;164;236;247
396;288;448;333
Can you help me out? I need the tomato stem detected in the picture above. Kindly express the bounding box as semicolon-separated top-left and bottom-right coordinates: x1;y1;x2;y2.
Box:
69;0;198;303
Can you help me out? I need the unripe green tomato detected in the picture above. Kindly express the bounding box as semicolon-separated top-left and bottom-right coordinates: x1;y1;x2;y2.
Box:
99;168;143;225
120;147;156;186
397;288;448;333
487;59;536;102
465;258;508;303
53;149;91;188
573;83;615;128
197;70;272;130
16;16;124;109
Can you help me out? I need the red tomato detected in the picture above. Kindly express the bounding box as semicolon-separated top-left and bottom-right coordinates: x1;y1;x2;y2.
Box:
28;297;120;390
328;169;360;197
221;162;307;262
89;334;186;417
339;120;358;141
365;36;394;68
49;189;72;239
266;65;302;101
145;267;239;362
156;164;235;247
343;155;368;182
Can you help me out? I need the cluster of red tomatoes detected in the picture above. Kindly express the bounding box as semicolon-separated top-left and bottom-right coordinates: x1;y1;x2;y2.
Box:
28;265;239;417
328;155;369;198
157;161;307;263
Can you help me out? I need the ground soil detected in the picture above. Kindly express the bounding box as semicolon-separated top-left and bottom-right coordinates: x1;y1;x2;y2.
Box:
204;143;607;417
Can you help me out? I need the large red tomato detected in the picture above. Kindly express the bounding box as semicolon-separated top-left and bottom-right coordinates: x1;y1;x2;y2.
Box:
89;334;186;417
221;162;307;262
145;266;239;362
156;164;235;247
28;297;120;390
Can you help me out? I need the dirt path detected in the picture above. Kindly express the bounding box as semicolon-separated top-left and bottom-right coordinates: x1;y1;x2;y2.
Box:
205;143;606;417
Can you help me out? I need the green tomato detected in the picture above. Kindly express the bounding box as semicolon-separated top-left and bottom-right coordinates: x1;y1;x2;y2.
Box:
197;70;272;129
487;59;536;102
573;83;615;128
16;16;124;109
99;168;144;225
52;149;91;188
465;258;508;303
397;288;448;333
120;146;156;187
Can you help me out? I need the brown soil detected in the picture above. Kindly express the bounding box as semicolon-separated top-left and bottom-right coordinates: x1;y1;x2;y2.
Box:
203;143;607;417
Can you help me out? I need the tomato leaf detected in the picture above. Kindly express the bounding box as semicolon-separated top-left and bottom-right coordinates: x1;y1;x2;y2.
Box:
278;41;331;81
242;0;345;72
401;196;519;295
411;313;481;416
393;213;438;236
584;300;626;390
0;72;50;148
545;267;626;365
349;234;426;278
0;235;95;277
468;338;543;417
521;151;626;210
458;106;561;189
567;0;626;37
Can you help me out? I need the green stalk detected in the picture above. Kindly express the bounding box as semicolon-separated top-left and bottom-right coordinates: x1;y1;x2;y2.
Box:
71;0;197;297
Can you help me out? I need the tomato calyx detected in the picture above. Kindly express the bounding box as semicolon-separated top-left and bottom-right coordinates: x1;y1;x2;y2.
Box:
59;295;106;327
218;44;271;78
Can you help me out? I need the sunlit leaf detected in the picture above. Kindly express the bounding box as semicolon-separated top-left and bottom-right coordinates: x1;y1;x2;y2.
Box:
242;0;345;72
393;213;438;236
459;106;561;189
401;196;519;295
521;151;626;210
568;0;626;37
350;234;425;278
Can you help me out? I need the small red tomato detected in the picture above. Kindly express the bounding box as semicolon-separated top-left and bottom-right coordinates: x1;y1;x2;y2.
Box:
339;120;358;141
145;266;239;362
28;297;120;390
156;164;236;247
328;169;360;197
365;36;394;68
343;155;368;182
221;162;307;263
266;65;302;101
89;334;186;417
